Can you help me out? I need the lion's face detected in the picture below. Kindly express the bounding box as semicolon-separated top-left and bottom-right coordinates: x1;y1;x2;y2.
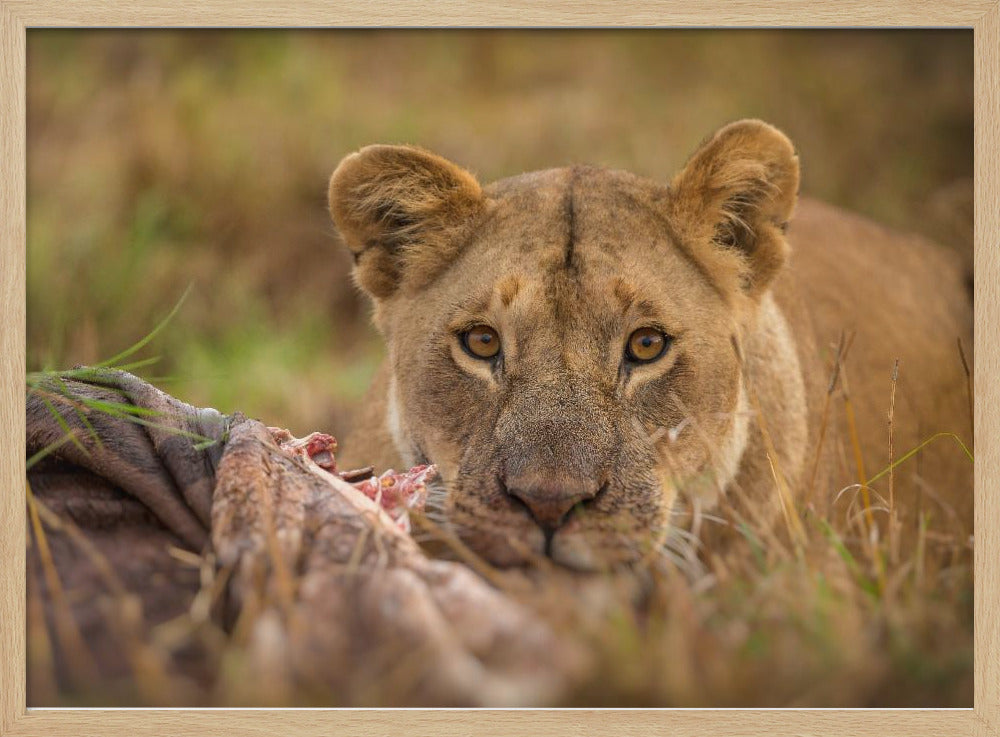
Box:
330;120;799;569
379;170;750;569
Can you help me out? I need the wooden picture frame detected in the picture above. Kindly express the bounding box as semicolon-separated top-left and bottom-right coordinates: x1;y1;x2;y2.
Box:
2;3;997;735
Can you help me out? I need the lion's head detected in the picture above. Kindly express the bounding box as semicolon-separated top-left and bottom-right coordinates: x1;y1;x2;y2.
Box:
329;120;799;570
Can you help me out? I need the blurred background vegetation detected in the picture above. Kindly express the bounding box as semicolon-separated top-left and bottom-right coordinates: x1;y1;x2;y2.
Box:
26;29;973;436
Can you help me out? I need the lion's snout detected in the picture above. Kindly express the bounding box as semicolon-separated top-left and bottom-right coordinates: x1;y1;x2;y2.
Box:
502;470;604;532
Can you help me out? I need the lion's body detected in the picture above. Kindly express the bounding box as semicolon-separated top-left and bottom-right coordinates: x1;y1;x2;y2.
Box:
330;122;973;569
773;199;972;528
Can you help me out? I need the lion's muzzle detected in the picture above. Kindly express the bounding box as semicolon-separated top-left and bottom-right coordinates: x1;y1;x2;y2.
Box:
502;470;604;533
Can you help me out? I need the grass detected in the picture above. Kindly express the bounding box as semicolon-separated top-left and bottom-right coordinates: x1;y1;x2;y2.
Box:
25;29;974;707
568;439;973;707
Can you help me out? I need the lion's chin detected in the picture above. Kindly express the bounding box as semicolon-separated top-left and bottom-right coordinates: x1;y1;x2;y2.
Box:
457;521;643;572
548;533;607;571
457;521;546;568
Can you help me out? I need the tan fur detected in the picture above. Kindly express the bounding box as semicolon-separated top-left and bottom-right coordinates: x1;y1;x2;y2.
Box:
328;120;973;570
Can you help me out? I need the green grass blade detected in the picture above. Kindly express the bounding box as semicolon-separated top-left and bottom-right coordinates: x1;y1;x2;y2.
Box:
78;397;165;418
117;415;214;443
866;432;974;487
52;377;104;451
37;393;91;458
26;434;75;470
817;518;879;600
93;284;191;370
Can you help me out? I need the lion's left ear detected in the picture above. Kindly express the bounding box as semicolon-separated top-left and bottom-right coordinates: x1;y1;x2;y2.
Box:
667;119;799;299
329;145;486;299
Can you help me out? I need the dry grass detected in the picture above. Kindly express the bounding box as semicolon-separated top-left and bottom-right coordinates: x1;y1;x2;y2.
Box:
25;30;974;707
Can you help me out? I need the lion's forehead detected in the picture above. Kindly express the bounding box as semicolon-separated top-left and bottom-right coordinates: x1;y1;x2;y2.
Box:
480;165;674;260
434;169;718;337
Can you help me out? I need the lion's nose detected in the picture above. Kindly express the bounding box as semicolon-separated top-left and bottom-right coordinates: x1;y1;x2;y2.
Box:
505;473;602;530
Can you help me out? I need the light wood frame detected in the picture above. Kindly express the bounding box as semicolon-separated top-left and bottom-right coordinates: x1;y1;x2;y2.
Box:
1;3;997;735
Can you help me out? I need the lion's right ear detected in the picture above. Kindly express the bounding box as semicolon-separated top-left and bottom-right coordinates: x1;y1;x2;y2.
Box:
328;145;486;299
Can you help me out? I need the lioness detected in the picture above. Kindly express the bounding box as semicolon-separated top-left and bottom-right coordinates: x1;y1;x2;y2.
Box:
329;120;973;570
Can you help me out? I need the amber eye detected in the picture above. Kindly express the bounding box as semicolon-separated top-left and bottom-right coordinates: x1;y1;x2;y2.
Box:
626;327;670;363
462;325;501;360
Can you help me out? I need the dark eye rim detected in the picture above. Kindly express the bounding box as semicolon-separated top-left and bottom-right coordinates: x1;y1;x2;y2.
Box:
624;327;672;364
460;325;502;361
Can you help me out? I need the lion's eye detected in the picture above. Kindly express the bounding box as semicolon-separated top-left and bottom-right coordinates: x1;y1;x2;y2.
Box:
462;325;501;360
626;327;670;363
